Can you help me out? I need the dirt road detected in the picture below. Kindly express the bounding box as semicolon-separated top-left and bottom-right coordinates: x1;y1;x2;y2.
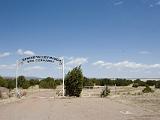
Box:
0;90;157;120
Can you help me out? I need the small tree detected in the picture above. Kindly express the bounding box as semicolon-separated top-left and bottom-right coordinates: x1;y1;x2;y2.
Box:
18;76;26;88
65;66;83;97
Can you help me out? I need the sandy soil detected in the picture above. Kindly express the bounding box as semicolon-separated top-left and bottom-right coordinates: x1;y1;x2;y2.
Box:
0;86;160;120
108;86;160;120
82;85;160;120
0;90;149;120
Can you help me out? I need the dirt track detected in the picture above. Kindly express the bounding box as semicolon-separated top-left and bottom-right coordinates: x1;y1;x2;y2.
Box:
0;90;158;120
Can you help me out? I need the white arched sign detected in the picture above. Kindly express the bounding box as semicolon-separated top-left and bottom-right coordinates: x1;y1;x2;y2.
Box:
16;56;65;97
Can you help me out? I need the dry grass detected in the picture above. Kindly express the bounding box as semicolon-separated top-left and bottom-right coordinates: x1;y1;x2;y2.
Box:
82;85;160;119
1;85;160;119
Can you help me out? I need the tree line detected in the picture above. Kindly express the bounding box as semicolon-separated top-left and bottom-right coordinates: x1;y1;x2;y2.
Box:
0;74;160;91
0;76;62;90
83;78;160;88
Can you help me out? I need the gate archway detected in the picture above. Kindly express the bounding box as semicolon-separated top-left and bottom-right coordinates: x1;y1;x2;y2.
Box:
15;56;65;97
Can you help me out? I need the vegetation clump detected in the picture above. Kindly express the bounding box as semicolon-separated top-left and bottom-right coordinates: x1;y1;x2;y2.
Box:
155;81;160;89
65;66;83;97
101;86;110;98
83;77;94;89
142;86;154;93
132;83;139;88
18;76;30;89
146;80;157;86
133;79;146;87
39;77;56;89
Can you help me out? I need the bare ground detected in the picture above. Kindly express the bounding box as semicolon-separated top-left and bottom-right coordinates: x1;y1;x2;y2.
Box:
0;86;160;120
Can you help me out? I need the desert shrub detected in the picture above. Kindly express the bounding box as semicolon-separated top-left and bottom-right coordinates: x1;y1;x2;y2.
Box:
100;78;115;86
137;92;142;95
134;79;146;86
55;79;62;85
146;80;157;86
7;80;15;90
83;77;94;88
115;79;133;86
101;86;110;97
22;81;30;89
39;77;56;89
65;66;83;97
18;76;26;88
142;86;154;93
132;83;139;88
155;81;160;89
0;76;8;88
127;92;130;95
92;78;101;86
29;79;40;86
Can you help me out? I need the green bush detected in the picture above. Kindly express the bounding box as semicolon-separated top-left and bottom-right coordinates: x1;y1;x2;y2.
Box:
55;79;62;86
155;81;160;89
115;79;133;86
22;81;30;89
146;80;157;86
7;80;15;90
0;76;8;88
142;86;154;93
17;76;31;89
132;83;139;88
39;77;56;89
101;86;110;97
65;66;83;97
29;79;40;86
134;79;146;86
83;77;94;88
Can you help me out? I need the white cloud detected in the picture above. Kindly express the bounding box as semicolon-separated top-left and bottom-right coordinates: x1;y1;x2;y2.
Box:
93;61;105;66
0;64;16;70
17;49;35;56
0;52;10;58
24;66;45;71
60;57;88;71
93;60;160;69
66;57;88;66
139;51;151;55
23;50;35;56
114;1;123;6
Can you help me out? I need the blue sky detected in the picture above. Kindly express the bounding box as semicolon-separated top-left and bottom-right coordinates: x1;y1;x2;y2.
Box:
0;0;160;78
